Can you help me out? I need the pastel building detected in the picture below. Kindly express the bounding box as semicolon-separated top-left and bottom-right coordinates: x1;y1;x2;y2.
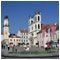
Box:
37;23;59;48
17;29;29;44
37;26;51;48
28;12;41;46
9;34;20;46
51;24;59;42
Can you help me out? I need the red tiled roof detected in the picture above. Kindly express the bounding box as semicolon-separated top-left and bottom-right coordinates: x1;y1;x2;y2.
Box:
9;34;20;38
41;24;58;30
1;32;4;35
19;29;28;33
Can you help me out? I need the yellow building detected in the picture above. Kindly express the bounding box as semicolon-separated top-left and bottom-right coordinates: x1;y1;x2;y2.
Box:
3;16;9;44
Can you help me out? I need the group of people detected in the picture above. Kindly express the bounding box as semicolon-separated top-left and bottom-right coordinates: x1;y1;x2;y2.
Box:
2;44;10;51
44;44;51;50
24;45;30;51
1;44;5;49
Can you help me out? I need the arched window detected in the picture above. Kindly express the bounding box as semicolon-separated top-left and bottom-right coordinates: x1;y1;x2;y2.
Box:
35;25;37;29
31;21;33;24
38;24;40;29
38;16;40;21
32;27;33;30
35;17;36;21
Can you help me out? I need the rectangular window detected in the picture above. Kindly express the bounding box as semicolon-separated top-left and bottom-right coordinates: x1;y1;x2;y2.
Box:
17;39;18;41
19;40;20;41
38;16;40;21
24;33;25;35
26;36;28;38
24;40;25;42
14;39;15;42
26;33;28;35
10;39;12;41
46;35;48;37
24;36;25;38
32;27;33;30
26;40;28;42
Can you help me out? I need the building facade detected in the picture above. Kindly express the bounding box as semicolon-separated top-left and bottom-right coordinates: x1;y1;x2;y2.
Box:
17;29;29;44
37;23;59;48
51;24;59;42
9;34;20;46
28;12;41;46
37;26;51;48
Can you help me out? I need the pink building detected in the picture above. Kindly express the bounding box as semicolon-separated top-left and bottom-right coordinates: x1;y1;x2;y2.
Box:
37;31;51;48
37;23;58;48
37;24;51;48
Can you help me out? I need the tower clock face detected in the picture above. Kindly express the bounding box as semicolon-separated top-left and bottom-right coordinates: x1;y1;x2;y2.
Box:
5;29;8;32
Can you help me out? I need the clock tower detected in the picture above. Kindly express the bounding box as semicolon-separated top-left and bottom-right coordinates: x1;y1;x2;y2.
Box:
3;16;9;44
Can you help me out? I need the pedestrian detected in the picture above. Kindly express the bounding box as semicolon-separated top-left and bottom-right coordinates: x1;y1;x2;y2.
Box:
2;44;3;49
4;45;5;49
8;45;10;51
15;49;17;52
44;44;48;50
48;44;51;49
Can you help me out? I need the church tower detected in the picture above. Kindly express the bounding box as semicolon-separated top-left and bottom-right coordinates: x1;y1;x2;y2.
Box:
28;12;41;46
35;12;41;30
3;16;9;44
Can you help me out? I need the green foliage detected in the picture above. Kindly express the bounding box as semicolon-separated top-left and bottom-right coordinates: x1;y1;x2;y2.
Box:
15;50;52;54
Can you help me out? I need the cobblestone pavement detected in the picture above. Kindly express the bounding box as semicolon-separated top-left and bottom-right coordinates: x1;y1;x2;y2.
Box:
1;45;59;59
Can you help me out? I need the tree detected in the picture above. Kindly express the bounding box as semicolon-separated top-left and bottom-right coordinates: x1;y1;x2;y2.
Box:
26;43;29;45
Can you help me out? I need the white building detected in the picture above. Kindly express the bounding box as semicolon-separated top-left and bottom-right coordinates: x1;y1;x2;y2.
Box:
28;12;41;46
9;34;20;46
17;29;29;44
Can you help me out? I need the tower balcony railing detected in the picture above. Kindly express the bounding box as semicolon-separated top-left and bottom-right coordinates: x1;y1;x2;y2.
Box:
3;25;9;27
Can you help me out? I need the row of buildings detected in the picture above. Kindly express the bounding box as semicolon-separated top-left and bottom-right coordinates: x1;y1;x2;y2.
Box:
1;12;59;47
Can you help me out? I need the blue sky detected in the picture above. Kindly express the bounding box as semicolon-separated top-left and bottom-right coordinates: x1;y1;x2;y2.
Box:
1;1;59;34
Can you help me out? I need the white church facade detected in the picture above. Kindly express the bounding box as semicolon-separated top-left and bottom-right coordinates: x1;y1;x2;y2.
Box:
28;12;41;46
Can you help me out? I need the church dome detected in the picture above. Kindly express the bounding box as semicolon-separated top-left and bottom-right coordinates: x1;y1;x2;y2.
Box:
4;16;8;19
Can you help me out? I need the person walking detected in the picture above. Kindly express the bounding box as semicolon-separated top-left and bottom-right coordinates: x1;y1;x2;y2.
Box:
2;44;3;49
8;45;10;51
48;44;51;49
44;44;48;50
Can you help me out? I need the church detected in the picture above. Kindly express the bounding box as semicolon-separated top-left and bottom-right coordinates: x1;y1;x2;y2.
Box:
28;12;41;46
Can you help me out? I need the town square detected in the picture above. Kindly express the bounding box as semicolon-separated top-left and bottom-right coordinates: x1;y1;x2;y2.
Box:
1;1;59;59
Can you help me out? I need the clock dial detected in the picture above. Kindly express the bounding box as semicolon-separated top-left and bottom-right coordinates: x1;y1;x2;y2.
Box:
5;29;8;32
